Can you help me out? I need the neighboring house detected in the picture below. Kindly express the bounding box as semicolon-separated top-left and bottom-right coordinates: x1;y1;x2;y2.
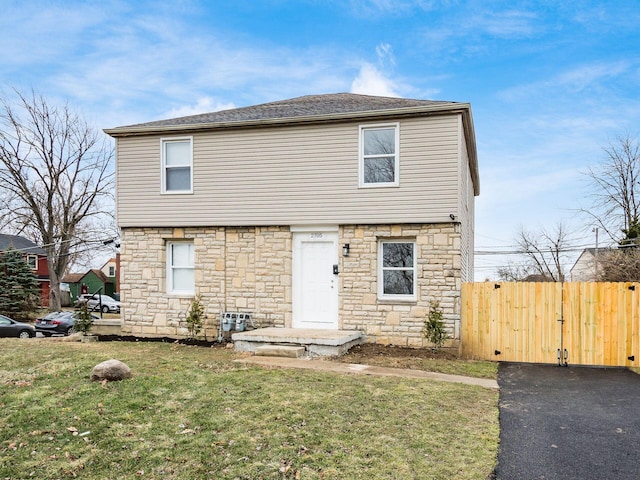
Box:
62;269;115;301
0;234;50;306
104;93;480;346
100;255;120;293
570;248;610;281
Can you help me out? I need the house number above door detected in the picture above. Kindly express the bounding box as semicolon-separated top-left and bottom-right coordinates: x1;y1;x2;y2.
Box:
310;233;324;239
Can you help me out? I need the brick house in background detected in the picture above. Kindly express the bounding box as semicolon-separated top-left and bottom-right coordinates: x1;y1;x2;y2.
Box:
105;93;479;346
0;234;50;306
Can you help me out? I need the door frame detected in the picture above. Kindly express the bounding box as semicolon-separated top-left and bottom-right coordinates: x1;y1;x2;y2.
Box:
291;225;339;330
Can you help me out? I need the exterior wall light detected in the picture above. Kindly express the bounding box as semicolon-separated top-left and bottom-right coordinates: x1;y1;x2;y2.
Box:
342;243;350;257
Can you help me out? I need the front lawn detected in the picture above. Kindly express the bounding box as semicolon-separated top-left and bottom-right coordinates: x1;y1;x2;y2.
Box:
0;340;498;479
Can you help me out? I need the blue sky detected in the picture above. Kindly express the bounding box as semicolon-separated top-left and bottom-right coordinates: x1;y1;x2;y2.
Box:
2;0;639;279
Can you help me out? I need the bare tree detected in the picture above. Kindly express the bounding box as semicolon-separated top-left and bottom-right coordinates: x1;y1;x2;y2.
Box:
583;134;640;242
498;223;572;282
0;89;114;310
596;248;640;282
497;263;535;282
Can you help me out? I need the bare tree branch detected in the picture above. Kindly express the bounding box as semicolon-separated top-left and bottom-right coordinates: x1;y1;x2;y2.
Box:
0;88;115;310
582;134;640;242
498;222;573;281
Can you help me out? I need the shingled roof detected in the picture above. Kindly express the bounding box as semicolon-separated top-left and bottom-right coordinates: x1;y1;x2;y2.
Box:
105;93;466;135
0;234;46;255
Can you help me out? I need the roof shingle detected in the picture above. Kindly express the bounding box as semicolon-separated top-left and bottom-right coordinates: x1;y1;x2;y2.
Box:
0;234;46;255
112;93;459;130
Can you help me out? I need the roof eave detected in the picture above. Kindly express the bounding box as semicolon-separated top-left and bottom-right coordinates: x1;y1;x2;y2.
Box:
460;106;480;196
103;103;470;137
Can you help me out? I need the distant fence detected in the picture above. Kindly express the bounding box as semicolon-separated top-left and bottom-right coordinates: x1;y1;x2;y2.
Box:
461;282;640;367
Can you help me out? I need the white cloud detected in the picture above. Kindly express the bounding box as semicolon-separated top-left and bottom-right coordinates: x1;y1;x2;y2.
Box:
350;64;400;97
375;42;396;69
475;10;539;38
164;98;236;119
499;61;632;101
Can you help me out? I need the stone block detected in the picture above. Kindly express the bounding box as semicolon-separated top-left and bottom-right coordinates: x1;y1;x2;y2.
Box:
386;311;401;326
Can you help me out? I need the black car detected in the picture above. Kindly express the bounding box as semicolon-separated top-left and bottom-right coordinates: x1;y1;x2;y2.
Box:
34;311;99;336
0;314;36;338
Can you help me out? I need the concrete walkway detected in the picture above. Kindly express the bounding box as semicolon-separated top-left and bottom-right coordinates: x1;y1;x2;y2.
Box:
236;356;499;389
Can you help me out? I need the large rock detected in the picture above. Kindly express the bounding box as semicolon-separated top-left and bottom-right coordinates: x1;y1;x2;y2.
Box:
90;359;132;382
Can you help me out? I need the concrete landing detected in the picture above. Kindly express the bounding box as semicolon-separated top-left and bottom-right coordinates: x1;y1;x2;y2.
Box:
232;327;364;357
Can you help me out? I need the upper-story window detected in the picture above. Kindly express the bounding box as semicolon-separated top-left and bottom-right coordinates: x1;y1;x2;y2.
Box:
161;137;193;194
108;266;116;277
359;123;399;187
26;255;38;270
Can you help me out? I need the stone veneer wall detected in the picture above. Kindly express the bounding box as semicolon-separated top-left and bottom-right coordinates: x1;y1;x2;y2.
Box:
120;223;460;346
340;224;461;347
119;226;291;338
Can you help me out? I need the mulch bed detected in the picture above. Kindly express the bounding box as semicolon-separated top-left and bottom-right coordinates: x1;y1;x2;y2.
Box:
97;335;227;348
339;343;459;361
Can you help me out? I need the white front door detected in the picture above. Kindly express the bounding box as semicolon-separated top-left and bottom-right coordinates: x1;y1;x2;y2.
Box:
292;231;339;329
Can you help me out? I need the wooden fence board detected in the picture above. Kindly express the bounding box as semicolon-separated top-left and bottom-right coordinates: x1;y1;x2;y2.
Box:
461;282;640;367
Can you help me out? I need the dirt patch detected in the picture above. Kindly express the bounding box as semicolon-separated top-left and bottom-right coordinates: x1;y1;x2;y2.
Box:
97;334;228;348
336;343;459;369
341;343;458;360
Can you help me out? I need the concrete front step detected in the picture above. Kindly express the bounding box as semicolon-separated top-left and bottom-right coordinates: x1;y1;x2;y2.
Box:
255;345;306;358
232;327;365;357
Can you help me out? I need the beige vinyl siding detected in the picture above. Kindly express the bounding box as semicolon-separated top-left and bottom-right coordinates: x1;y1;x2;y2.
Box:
458;116;475;282
116;115;462;227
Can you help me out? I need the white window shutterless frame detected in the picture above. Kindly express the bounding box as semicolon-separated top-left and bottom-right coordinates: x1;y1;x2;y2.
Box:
161;137;193;194
359;123;399;187
378;240;416;301
167;241;195;294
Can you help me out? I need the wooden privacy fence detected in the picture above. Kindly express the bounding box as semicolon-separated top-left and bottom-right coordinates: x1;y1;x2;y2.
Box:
461;282;640;367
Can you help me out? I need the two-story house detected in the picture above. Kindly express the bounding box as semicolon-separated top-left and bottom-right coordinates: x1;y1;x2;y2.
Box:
105;93;479;346
0;233;50;306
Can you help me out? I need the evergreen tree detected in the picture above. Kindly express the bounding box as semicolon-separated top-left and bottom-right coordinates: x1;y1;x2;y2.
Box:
0;248;40;320
620;216;640;248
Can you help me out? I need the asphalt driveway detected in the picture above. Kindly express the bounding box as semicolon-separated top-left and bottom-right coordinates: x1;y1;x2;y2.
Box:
496;363;640;480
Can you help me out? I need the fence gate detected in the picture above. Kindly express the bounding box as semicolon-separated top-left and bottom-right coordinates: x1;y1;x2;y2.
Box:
461;282;640;367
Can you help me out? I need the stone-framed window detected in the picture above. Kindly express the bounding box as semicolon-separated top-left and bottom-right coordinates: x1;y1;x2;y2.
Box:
359;123;399;187
161;137;193;194
378;239;416;301
166;241;194;294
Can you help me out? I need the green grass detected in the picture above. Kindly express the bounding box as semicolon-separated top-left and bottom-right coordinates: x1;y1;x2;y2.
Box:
0;340;498;479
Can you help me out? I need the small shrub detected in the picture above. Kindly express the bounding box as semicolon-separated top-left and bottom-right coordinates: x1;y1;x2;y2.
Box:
423;300;448;350
186;294;205;338
74;301;94;335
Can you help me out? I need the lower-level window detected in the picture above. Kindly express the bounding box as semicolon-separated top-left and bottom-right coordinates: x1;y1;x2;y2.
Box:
167;241;194;294
378;240;416;300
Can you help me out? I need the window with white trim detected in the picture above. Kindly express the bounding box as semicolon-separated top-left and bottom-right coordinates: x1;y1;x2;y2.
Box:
378;240;416;300
161;137;193;193
167;241;194;294
26;255;38;270
108;266;116;277
359;124;399;187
